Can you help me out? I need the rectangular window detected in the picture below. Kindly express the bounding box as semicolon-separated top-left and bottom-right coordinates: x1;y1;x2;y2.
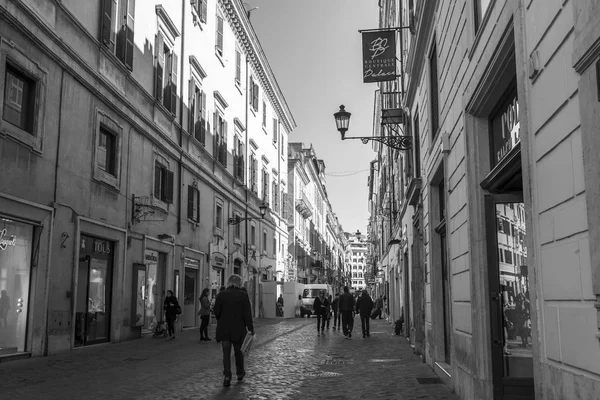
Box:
504;249;513;264
235;49;241;85
413;108;421;178
216;203;223;229
251;225;256;246
233;214;241;239
250;77;259;111
272;118;278;143
189;81;206;145
438;180;445;221
154;162;174;203
474;0;492;33
262;169;269;204
187;185;200;222
262;101;267;127
429;39;439;138
263;230;267;253
154;33;177;115
250;153;258;194
272;181;279;211
280;133;284;157
192;0;207;24
273;238;277;256
3;65;35;134
100;0;135;70
233;135;245;181
216;14;224;56
98;127;117;176
213;112;228;166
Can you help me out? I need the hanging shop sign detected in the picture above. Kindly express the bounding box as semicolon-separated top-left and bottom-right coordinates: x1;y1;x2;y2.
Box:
362;30;397;83
212;252;226;268
0;229;16;250
145;250;158;263
491;92;520;168
81;235;112;255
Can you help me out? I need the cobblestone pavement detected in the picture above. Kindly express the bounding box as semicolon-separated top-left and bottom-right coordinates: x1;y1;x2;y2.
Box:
0;318;459;400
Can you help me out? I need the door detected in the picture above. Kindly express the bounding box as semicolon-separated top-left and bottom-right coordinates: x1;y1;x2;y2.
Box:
486;194;534;399
183;268;198;328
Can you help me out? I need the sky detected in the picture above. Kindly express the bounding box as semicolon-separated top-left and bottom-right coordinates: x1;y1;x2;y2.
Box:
249;0;380;236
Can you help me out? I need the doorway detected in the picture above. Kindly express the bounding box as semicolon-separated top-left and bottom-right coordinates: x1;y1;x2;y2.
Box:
182;265;198;328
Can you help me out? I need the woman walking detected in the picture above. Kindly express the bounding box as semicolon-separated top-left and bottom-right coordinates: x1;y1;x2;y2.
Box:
199;288;211;341
163;290;180;340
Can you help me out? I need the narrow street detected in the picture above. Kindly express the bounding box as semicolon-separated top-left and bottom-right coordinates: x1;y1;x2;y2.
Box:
0;318;458;400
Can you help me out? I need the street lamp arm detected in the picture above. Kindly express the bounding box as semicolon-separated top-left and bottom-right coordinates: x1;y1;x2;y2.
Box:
228;216;257;225
342;135;412;151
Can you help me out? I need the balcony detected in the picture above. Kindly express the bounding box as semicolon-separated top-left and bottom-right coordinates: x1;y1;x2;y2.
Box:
295;193;313;219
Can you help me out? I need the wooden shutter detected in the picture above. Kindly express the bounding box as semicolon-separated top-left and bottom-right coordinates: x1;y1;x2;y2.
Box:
253;82;259;110
201;0;207;23
155;33;165;101
249;77;254;106
170;52;178;115
232;136;238;177
188;80;196;134
221;120;228;166
213;112;219;157
101;0;115;50
154;163;161;198
272;118;278;142
200;91;206;144
187;185;194;220
216;15;223;54
124;0;135;70
165;170;174;203
235;50;241;83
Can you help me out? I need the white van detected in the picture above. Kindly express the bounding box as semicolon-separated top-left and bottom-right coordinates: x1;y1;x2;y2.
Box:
300;284;332;317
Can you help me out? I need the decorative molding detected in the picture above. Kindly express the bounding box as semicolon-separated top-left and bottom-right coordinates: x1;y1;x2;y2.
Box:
271;168;278;176
249;138;258;150
261;155;270;164
189;55;207;80
213;90;229;109
155;5;180;39
233;117;245;132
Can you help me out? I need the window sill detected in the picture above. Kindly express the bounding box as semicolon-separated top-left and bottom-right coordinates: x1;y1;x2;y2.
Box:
151;196;169;213
262;126;268;135
213;226;224;238
93;168;121;191
0;122;43;155
188;218;200;226
250;107;257;117
233;237;241;245
154;100;176;120
191;9;205;30
215;50;225;68
235;81;243;95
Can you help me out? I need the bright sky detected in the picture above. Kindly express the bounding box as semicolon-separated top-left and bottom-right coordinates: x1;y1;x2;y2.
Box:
249;0;380;235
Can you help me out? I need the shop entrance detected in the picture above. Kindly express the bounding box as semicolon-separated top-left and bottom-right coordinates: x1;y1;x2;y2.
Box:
142;250;166;333
0;218;34;354
76;235;113;347
182;258;199;328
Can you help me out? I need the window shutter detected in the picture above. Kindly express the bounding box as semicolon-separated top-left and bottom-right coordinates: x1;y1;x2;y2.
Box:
170;51;178;115
163;52;172;111
222;120;228;166
155;34;164;101
124;0;135;70
200;91;206;144
201;0;207;23
272;118;278;142
253;83;259;110
232;136;238;176
101;0;114;51
165;170;174;203
249;78;254;106
216;15;224;54
187;185;194;220
188;80;196;134
235;50;241;83
154;163;161;198
213;112;219;157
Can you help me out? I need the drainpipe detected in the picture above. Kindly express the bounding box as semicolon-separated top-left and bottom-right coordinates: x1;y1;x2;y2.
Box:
177;0;186;235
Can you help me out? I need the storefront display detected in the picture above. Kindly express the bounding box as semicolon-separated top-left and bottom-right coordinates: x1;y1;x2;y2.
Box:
0;218;33;354
142;250;165;333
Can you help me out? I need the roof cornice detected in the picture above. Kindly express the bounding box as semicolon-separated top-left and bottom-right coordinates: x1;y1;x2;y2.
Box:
220;0;297;134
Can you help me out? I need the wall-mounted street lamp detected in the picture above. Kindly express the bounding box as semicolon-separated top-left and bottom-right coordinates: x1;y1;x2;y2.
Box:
333;105;412;151
228;202;269;225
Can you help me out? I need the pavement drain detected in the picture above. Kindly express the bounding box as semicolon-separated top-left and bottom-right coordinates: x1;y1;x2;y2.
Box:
303;371;343;378
416;377;444;384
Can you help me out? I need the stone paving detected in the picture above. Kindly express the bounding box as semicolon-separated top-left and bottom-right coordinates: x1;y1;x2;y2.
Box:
0;317;459;400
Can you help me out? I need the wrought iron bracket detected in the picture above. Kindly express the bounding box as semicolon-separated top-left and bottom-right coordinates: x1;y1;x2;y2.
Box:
342;134;412;151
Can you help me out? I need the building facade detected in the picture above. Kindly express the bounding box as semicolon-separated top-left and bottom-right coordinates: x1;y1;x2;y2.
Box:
0;0;294;357
369;0;600;399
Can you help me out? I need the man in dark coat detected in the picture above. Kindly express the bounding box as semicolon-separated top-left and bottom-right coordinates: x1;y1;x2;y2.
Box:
313;290;330;335
356;290;374;338
331;293;340;330
214;274;254;387
338;286;356;339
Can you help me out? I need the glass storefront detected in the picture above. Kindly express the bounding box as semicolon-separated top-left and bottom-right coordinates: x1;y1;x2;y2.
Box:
0;218;33;354
182;258;199;328
75;235;113;347
142;250;166;333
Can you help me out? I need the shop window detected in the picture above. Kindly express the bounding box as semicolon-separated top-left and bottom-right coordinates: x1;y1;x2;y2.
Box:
429;38;440;139
187;185;200;222
191;0;207;25
213;111;228;166
100;0;135;70
215;13;224;58
154;161;174;203
473;0;492;34
94;111;122;188
0;45;47;153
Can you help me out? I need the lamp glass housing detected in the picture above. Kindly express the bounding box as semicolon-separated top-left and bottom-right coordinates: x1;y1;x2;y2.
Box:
259;202;268;217
333;105;351;137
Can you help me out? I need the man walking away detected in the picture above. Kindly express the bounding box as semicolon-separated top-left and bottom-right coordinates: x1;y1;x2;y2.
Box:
331;293;340;330
313;290;329;335
374;295;384;319
339;286;356;339
356;290;374;338
214;274;254;387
